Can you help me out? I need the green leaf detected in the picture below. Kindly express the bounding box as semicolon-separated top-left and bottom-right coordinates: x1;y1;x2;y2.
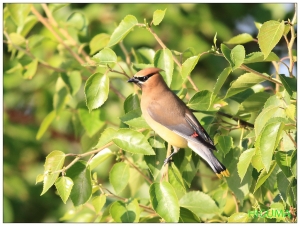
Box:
152;8;167;26
237;148;255;182
188;90;226;112
221;44;245;71
23;59;38;79
94;127;117;149
172;149;200;188
254;21;262;30
230;45;245;70
179;191;219;216
92;194;106;213
225;33;254;44
291;150;296;178
258;20;285;59
213;32;218;47
244;52;280;64
109;162;130;194
225;73;265;98
275;151;293;180
254;160;276;193
36;110;56;140
8;33;26;49
107;15;138;47
168;163;186;199
48;3;69;13
88;148;114;170
238;92;271;113
133;47;155;64
92;47;117;64
285;104;296;121
181;55;200;80
120;109;151;129
254;106;285;136
278;74;297;97
53;77;68;113
215;135;232;156
55;176;74;204
228;213;251;223
18;15;38;37
144;136;166;179
110;199;140;223
89;33;110;55
68;161;92;206
124;93;140;113
211;67;231;98
41;150;65;195
60;71;82;96
179;207;201;223
226;148;253;202
7;4;31;26
149;182;179;222
277;171;289;203
66;11;87;31
84;72;109;111
286;178;297;207
78;108;105;137
154;48;174;87
251;150;264;172
36;174;44;184
256;120;284;172
112;128;155;155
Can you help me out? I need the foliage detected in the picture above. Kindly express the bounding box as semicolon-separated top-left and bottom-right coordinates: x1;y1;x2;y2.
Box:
3;3;297;223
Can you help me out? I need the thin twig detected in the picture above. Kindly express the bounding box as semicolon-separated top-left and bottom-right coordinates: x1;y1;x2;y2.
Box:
271;61;280;92
102;186;156;214
109;84;126;100
123;156;153;184
231;192;239;213
216;111;254;128
240;64;282;86
119;42;134;76
287;4;297;76
286;131;297;148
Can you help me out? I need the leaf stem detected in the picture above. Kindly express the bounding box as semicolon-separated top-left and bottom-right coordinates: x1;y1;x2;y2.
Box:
240;64;282;86
101;186;156;214
123;155;153;184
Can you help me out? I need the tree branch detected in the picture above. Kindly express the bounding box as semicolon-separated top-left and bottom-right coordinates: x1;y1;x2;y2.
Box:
217;111;254;128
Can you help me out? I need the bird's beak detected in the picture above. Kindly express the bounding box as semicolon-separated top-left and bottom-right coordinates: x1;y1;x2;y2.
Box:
128;77;139;83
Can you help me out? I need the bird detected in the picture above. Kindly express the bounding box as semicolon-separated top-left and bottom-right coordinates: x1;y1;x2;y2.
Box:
128;67;229;178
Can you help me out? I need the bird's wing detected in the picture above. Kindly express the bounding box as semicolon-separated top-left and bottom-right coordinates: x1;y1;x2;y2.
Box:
147;100;216;150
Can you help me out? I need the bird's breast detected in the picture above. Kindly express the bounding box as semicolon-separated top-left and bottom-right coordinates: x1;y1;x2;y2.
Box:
142;108;188;148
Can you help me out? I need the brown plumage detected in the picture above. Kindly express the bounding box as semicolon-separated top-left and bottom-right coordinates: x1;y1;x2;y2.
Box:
128;67;229;178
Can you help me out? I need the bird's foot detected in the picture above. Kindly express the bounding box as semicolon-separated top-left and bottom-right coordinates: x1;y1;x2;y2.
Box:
163;157;173;166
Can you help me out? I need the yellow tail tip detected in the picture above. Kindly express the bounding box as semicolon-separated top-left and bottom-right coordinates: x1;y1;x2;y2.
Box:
216;169;230;178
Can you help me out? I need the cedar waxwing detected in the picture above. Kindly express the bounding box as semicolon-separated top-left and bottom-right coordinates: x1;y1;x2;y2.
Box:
128;67;229;178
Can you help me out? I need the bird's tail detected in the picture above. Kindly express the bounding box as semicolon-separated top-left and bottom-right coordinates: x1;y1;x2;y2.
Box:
188;141;230;178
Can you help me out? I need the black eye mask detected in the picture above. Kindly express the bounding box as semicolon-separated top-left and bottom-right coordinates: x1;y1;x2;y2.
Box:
135;72;156;82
